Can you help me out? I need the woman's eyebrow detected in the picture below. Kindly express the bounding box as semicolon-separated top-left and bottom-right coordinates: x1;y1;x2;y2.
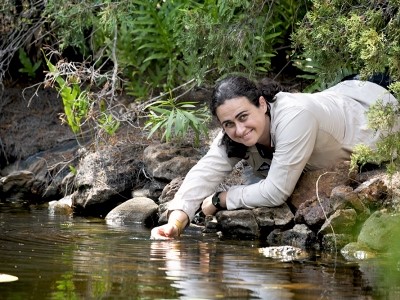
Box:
220;110;248;126
235;110;248;119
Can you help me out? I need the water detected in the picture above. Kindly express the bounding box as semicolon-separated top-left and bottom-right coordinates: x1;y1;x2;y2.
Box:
1;203;400;300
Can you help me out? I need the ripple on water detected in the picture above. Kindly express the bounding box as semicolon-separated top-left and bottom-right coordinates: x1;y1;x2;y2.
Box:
1;204;400;299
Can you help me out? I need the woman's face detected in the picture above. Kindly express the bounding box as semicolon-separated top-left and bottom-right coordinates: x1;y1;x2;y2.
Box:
216;96;270;147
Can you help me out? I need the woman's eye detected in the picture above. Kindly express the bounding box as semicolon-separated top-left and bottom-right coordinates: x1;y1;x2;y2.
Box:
239;114;248;121
223;122;234;129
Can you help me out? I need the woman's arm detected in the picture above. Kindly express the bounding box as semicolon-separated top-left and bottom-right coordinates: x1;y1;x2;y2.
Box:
168;132;240;220
151;132;240;239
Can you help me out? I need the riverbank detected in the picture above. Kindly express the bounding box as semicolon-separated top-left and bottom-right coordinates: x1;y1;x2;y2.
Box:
1;81;400;259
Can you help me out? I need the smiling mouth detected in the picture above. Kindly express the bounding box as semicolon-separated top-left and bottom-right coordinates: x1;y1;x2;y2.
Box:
241;130;253;139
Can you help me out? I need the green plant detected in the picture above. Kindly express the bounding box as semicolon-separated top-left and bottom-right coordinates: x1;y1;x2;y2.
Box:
18;48;42;78
119;0;189;98
69;165;77;175
177;0;308;83
350;90;400;175
45;58;89;134
98;112;120;136
293;0;400;175
293;56;354;92
31;0;309;147
144;96;211;146
44;56;119;137
292;0;400;85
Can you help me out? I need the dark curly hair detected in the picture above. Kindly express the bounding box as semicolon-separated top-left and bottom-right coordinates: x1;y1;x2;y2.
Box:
211;75;291;158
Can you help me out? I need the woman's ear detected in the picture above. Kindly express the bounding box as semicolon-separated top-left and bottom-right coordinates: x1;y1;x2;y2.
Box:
259;96;268;113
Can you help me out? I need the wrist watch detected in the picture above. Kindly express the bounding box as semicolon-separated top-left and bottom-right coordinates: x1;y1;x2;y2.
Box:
212;191;223;210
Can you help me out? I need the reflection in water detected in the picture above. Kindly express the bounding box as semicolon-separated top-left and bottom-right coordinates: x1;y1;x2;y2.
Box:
150;241;300;299
1;203;400;299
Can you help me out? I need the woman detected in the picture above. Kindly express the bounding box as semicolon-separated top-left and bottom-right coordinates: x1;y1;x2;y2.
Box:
150;75;396;239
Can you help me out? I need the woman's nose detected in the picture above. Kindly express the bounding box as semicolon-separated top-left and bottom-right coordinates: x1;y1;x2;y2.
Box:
235;122;246;136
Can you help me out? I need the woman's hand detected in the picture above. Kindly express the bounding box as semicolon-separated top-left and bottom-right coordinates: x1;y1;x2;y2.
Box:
150;223;180;240
150;210;188;240
201;191;227;216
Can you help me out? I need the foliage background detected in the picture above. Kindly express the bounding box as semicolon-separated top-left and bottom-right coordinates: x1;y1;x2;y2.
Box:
292;0;400;173
0;0;399;157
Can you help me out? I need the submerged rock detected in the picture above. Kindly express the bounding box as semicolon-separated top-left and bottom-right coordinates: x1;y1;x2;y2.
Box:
341;242;377;261
258;245;309;262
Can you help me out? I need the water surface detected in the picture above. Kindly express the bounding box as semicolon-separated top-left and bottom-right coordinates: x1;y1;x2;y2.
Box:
1;203;399;299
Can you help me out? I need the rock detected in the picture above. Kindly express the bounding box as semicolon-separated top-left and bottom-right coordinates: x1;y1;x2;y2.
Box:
318;209;357;234
216;210;259;239
0;139;83;202
0;170;35;201
357;210;400;252
141;179;167;201
330;185;370;218
105;197;158;227
321;233;354;252
156;177;185;224
48;195;73;215
73;144;147;217
203;215;219;233
267;224;316;249
281;224;317;249
266;229;283;246
159;177;184;204
288;161;352;209
143;143;200;181
341;242;377;261
294;196;334;229
253;204;294;236
354;177;388;209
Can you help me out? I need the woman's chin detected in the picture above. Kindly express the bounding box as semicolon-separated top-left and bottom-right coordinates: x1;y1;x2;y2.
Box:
240;140;257;147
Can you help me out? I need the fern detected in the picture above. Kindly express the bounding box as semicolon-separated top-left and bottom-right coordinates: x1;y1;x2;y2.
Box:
18;48;42;78
144;96;211;146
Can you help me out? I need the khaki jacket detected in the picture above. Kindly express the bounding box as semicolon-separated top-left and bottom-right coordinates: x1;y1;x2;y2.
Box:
168;80;397;221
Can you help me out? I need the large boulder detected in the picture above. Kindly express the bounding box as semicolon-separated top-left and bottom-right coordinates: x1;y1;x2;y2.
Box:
288;161;353;209
73;144;148;217
357;210;400;252
105;197;158;227
0;140;82;202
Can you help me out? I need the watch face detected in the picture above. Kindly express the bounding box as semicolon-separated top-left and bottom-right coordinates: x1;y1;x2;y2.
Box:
212;196;218;206
212;193;220;208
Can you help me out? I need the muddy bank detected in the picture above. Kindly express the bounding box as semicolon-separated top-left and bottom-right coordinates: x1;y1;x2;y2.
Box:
0;85;75;169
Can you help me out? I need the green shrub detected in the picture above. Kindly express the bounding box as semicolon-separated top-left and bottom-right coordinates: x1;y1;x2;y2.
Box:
292;0;400;85
177;0;308;83
292;0;400;174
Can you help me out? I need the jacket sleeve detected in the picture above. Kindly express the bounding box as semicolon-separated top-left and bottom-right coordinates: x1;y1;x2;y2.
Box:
226;108;319;209
168;132;241;221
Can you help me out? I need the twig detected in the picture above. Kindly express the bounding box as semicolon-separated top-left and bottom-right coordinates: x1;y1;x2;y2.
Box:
108;23;119;105
315;172;338;252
